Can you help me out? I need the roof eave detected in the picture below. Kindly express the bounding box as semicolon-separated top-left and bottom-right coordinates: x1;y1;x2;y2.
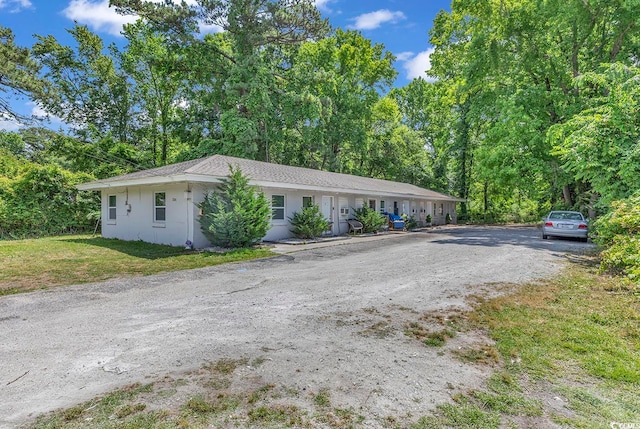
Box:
76;174;465;202
76;174;223;190
251;181;464;201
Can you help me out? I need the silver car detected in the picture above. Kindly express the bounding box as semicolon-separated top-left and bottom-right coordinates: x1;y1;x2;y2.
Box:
542;210;589;242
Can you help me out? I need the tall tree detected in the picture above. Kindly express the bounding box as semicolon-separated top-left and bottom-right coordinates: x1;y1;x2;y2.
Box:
111;0;330;161
364;96;431;186
121;20;187;165
429;0;640;218
33;25;134;146
281;29;396;172
549;63;640;207
391;79;453;192
0;26;43;123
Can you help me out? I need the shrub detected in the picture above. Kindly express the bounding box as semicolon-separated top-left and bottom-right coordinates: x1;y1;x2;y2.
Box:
289;203;329;239
198;165;270;248
405;216;418;230
0;162;98;239
593;192;640;283
353;205;387;233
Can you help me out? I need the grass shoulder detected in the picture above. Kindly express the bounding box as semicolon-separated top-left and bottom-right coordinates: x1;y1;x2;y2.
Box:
0;235;275;295
415;261;640;428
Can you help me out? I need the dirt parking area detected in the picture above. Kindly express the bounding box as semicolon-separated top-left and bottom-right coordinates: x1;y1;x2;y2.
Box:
0;225;594;428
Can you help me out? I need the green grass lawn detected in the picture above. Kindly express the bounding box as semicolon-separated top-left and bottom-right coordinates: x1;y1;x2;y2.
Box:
415;262;640;428
0;235;275;295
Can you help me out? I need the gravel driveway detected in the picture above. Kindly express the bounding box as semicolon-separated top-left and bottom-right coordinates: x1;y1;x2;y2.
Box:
0;225;593;428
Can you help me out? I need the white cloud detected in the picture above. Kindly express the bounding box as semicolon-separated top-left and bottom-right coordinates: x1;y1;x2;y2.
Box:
63;0;137;36
198;22;223;35
0;119;22;131
29;101;64;124
29;102;48;118
313;0;334;12
349;9;406;31
401;48;435;82
62;0;222;37
395;51;414;62
0;0;32;13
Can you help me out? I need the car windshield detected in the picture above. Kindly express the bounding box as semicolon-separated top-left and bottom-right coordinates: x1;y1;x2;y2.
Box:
549;212;583;220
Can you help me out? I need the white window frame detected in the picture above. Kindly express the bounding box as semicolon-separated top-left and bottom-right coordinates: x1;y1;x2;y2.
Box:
271;194;285;221
302;196;314;208
107;194;116;222
154;191;166;222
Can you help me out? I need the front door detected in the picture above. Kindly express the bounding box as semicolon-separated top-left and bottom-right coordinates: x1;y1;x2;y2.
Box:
321;196;334;235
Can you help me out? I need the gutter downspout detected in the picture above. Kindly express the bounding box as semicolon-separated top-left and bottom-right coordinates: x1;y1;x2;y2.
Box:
185;183;194;248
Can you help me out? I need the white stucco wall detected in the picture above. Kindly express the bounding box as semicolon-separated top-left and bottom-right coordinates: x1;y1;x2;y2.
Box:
101;183;195;248
100;183;459;247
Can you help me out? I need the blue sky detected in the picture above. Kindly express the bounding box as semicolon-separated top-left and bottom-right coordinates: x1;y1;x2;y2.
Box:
0;0;450;131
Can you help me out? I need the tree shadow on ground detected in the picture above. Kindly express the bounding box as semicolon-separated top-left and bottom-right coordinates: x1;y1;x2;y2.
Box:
419;225;598;258
61;236;196;260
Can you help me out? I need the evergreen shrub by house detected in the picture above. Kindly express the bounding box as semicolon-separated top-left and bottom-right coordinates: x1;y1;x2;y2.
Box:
593;191;640;284
289;203;330;239
353;205;387;233
198;165;270;248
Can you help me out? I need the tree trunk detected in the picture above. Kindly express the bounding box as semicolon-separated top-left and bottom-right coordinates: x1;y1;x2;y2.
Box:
563;184;573;207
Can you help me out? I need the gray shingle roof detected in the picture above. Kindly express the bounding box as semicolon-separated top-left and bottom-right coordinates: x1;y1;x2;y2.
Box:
79;155;463;201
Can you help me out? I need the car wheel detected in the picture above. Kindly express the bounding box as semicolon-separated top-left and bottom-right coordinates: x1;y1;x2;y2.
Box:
542;234;548;240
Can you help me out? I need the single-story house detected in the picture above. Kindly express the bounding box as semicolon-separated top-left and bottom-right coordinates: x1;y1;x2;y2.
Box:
77;155;464;248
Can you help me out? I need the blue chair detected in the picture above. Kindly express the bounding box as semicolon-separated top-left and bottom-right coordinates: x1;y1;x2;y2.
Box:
384;212;405;230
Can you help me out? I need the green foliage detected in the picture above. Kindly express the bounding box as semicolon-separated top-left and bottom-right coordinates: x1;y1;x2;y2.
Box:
8;0;640;232
549;63;640;207
428;0;640;221
0;26;43;122
0;154;98;239
198;165;270;248
278;29;398;173
352;205;386;233
0;130;27;157
593;192;640;283
405;216;418;230
33;25;135;144
288;203;329;239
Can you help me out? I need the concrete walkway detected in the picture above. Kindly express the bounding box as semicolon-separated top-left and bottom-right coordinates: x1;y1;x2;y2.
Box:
268;226;457;254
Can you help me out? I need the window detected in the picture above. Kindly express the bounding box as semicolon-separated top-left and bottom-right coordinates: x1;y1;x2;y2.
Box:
272;195;285;220
108;195;116;221
302;196;313;208
368;199;376;210
380;200;385;213
393;201;399;215
154;192;166;222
